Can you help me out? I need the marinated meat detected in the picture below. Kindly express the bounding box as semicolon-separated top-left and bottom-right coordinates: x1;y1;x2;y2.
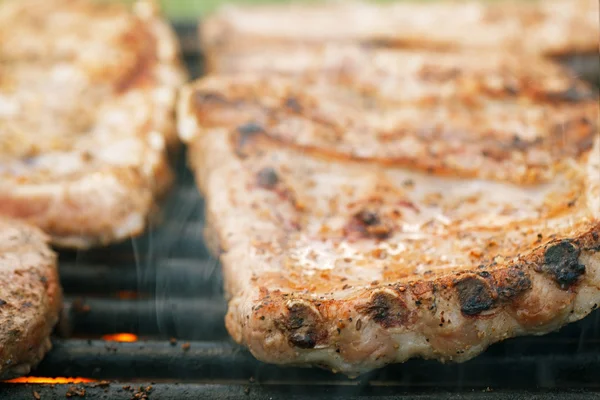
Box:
0;218;61;379
178;49;600;375
201;0;599;75
0;0;186;248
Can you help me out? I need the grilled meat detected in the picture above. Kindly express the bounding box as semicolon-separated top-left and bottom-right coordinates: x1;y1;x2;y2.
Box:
201;0;599;74
181;49;597;185
0;0;186;248
202;0;599;53
179;49;600;375
0;218;61;379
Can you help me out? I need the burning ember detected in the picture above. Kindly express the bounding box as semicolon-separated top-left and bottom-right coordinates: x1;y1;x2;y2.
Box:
4;377;96;384
102;333;139;342
116;290;139;299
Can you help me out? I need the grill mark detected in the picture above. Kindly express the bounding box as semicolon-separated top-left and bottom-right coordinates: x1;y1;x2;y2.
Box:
454;267;532;317
357;290;408;328
455;276;495;316
221;112;596;185
541;240;585;289
276;302;325;350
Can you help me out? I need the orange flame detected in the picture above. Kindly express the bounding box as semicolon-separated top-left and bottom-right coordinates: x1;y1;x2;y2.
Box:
5;377;96;384
116;291;138;299
102;333;138;342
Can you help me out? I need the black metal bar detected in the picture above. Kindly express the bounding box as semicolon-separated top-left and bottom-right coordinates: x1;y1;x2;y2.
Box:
59;258;223;295
58;222;210;264
62;297;227;340
554;54;600;87
173;22;202;55
1;383;599;400
27;340;600;388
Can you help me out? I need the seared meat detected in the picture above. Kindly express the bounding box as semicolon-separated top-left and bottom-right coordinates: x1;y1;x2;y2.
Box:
181;49;597;185
0;0;186;248
0;218;61;379
202;0;599;73
179;49;600;375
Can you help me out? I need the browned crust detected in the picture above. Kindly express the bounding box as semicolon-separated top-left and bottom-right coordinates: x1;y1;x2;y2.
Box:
0;218;62;379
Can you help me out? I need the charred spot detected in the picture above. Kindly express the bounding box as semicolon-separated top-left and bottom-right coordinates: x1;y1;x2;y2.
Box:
357;291;408;329
21;301;33;309
256;167;279;189
285;97;303;113
543;240;585;289
504;83;520;96
356;210;380;226
279;302;324;350
287;303;308;330
289;332;317;349
455;277;495;316
0;299;6;306
496;269;532;299
235;122;264;157
344;209;393;240
510;135;531;152
238;122;264;137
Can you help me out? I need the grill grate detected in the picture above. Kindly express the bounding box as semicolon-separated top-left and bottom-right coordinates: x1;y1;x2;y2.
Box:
1;23;599;400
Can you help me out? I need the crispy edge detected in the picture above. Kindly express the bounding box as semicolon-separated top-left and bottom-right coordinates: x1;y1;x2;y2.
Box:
0;220;62;379
0;164;167;249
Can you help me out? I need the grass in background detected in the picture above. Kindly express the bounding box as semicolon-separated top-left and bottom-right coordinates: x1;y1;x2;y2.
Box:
140;0;465;20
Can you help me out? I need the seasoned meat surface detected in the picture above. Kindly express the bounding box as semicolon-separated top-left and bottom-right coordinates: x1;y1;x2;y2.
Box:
0;218;61;379
182;49;597;185
202;0;599;72
179;48;600;375
0;0;186;248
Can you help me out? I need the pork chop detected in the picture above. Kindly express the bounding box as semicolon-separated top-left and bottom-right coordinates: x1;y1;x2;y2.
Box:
0;0;186;248
0;218;61;379
201;0;599;74
178;50;600;375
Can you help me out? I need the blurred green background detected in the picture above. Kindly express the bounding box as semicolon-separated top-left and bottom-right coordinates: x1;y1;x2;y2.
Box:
159;0;322;18
129;0;472;20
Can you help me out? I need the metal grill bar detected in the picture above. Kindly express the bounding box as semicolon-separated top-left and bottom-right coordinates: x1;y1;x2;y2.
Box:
59;258;222;295
21;339;600;387
62;298;227;339
2;383;598;400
